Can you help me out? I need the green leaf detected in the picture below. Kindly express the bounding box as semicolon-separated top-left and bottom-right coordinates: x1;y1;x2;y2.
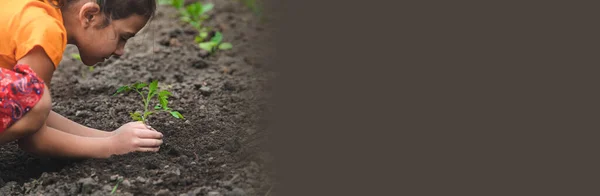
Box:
194;36;203;43
71;53;81;60
186;2;203;19
179;8;190;17
172;0;184;9
200;31;209;39
218;42;233;50
143;111;154;119
111;178;123;194
170;111;185;119
158;0;171;5
180;16;191;23
148;80;159;98
210;32;223;44
202;3;214;14
113;86;131;96
196;32;209;42
155;104;162;110
158;90;172;99
133;82;148;90
130;111;143;121
190;21;201;30
199;42;215;52
200;15;209;21
158;90;172;110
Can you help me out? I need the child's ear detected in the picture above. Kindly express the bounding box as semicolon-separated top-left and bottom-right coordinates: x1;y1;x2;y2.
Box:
78;2;102;28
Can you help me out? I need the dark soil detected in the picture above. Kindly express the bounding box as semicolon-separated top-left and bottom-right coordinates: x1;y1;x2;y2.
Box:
0;0;276;195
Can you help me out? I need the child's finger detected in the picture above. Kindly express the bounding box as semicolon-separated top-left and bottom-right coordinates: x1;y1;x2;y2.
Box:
146;125;160;132
137;147;160;152
137;138;163;147
130;121;147;128
135;128;163;138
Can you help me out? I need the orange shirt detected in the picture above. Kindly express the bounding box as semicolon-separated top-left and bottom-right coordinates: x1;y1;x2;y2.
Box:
0;0;67;69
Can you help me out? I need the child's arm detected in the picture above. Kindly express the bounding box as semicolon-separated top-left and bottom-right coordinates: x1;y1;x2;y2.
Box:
18;46;54;85
19;122;163;159
15;47;163;158
19;123;113;158
46;110;114;137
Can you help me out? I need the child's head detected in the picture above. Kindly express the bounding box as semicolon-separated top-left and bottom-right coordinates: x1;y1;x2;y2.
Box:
56;0;156;66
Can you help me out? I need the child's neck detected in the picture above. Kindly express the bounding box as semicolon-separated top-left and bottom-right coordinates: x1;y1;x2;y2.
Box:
61;10;78;46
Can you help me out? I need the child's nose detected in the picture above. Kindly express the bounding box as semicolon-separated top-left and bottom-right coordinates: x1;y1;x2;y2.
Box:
113;48;124;56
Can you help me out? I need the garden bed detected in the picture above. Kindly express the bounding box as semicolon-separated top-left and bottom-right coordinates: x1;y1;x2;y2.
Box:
0;0;275;195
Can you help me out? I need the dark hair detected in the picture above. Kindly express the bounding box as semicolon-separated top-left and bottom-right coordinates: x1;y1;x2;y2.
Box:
49;0;156;27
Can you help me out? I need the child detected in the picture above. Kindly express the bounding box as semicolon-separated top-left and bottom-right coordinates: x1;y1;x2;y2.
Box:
0;0;164;159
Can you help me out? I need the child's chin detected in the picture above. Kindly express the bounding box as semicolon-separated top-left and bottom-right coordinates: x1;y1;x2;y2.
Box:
81;58;100;66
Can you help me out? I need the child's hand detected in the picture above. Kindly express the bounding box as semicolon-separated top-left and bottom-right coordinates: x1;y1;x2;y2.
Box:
108;121;164;156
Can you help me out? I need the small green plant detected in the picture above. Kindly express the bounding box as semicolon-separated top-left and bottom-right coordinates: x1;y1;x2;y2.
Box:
199;32;233;54
159;0;232;55
158;0;184;9
181;2;213;27
71;53;81;60
160;0;213;40
113;80;184;124
110;178;123;194
183;2;214;43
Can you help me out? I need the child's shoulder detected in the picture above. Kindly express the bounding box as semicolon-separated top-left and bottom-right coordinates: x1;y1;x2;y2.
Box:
9;0;63;20
0;0;66;69
0;0;64;33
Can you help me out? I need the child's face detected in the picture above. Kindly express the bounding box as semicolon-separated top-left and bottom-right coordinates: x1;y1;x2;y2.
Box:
77;14;149;66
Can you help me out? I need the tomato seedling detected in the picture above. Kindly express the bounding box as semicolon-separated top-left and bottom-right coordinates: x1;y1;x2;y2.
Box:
110;178;123;194
180;2;213;27
158;0;184;9
113;80;184;124
159;0;232;55
198;31;233;54
183;2;214;43
71;53;81;60
160;0;214;42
